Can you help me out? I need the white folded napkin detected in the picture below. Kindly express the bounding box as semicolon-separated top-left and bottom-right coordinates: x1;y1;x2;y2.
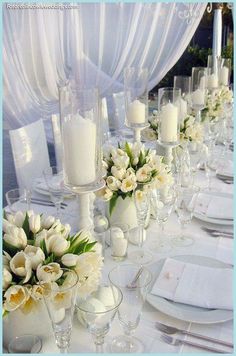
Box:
217;160;233;178
195;193;233;220
151;258;233;310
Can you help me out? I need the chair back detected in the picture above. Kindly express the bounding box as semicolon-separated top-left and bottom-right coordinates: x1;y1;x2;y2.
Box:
9;119;50;189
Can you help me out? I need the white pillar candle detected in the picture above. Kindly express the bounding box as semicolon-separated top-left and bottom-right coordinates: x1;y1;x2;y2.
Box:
111;227;127;257
219;66;229;86
191;89;205;106
127;99;146;124
62;114;96;185
160;102;178;142
199;75;207;90
207;73;218;88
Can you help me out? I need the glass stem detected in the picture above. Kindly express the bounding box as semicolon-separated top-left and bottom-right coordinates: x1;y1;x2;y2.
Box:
138;224;145;249
196;109;201;122
94;337;104;353
55;202;61;219
60;347;68;353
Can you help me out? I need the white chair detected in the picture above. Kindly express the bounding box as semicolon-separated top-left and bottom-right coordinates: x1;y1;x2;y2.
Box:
51;114;62;170
9;119;50;190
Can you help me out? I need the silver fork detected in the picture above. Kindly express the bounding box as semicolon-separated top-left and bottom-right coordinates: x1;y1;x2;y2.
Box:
161;334;228;353
156;322;233;348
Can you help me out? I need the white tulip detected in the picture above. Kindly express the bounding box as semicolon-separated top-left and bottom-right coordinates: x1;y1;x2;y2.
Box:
29;214;41;234
61;224;71;239
47;220;63;237
3;267;12;290
120;177;137;193
36;263;63;282
112;149;129;169
24;245;45;270
10;252;32;283
45;234;70;256
4;226;27;249
111;166;126;180
41;215;55;229
96;187;113;201
2;218;13;233
106;176;121;191
34;229;47;247
133;157;139;165
3;252;11;271
4;285;29;312
61;253;79;267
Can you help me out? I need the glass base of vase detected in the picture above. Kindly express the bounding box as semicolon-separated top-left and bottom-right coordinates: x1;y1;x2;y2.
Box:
128;249;152;265
109;335;144;353
64;178;105;194
148;239;171;254
171;234;195;247
8;334;42;353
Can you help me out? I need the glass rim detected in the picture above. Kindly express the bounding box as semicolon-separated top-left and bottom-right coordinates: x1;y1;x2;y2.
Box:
76;285;123;314
39;268;79;292
58;84;99;94
8;334;42;353
108;264;153;289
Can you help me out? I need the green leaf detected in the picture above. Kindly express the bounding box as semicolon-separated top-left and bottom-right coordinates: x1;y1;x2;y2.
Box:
83;241;97;253
40;239;48;257
109;194;118;215
22;213;30;236
3;240;20;257
3;309;9;318
3;210;7;220
124;142;133;162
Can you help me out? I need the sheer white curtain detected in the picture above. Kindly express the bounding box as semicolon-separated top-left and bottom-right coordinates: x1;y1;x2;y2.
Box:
3;3;206;131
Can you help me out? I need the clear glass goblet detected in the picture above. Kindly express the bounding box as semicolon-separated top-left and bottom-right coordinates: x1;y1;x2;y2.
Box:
76;283;122;353
108;264;152;353
205;148;218;191
172;185;200;247
43;165;64;218
129;186;152;264
149;186;176;253
6;188;31;213
40;268;79;353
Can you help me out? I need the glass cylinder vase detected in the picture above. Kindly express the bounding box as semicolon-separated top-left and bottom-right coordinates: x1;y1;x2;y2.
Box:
59;85;104;193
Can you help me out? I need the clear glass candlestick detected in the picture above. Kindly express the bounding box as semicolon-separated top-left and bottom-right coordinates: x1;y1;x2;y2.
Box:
40;268;79;354
158;88;181;146
191;67;208;122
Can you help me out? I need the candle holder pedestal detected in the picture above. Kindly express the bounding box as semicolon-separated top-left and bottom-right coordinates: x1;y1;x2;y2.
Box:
127;123;149;143
156;141;179;171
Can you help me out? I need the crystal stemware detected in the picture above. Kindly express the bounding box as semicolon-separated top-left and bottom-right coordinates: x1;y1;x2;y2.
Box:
108;264;152;353
172;185;200;247
40;268;79;353
43;165;64;218
76;283;122;353
205;148;218;191
6;188;31;213
129;186;152;264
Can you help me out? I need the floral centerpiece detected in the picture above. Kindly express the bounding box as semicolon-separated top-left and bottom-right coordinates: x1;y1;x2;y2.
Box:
97;142;173;217
180;115;204;143
3;210;103;316
202;86;233;122
142;111;159;141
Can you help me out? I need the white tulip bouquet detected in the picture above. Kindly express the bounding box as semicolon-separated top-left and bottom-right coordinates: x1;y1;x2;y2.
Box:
2;210;103;315
97;142;173;214
180;115;204;143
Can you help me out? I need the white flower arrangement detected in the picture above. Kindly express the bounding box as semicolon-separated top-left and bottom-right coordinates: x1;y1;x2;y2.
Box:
142;111;159;141
202;87;233;122
180;115;204;143
97;142;173;214
2;211;103;315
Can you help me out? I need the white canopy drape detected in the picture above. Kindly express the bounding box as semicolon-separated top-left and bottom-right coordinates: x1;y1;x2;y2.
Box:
3;3;207;130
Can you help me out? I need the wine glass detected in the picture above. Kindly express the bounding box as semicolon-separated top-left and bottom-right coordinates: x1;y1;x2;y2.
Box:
149;186;176;253
191;67;208;122
205;148;218;191
43;165;64;218
188;141;204;179
40;268;79;353
108;264;152;353
6;188;31;213
76;283;122;353
129;186;152;264
172;185;200;247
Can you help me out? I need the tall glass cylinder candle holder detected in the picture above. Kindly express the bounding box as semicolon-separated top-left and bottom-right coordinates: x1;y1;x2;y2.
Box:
59;85;104;193
158;87;181;146
207;55;221;90
124;67;149;142
219;58;231;87
173;76;191;121
191;67;208;122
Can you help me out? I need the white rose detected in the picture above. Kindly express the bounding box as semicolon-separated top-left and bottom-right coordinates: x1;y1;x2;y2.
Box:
106;176;121;191
41;215;55;229
34;229;47;247
120;177;137;193
111;166;126;180
4;285;29;312
3;267;12;291
36;262;63;282
4;226;27;249
10;252;32;283
61;253;79;267
29;214;41;234
45;234;70;256
24;245;45;270
96;187;113;201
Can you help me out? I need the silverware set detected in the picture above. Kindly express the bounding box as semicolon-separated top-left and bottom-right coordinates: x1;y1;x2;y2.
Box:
201;226;233;238
216;174;234;185
31;198;67;209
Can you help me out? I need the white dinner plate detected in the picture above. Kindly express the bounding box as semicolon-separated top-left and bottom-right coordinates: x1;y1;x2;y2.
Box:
33;179;74;199
193;190;233;226
146;255;233;324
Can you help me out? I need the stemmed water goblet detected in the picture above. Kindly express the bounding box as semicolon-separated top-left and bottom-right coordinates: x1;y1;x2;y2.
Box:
149;186;176;253
129;185;152;265
40;268;79;353
108;264;152;353
6;187;32;213
43;165;64;218
76;283;123;353
172;185;200;247
205;148;218;191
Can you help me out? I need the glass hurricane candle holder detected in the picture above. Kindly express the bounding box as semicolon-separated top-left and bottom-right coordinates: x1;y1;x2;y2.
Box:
191;67;208;121
59;85;104;193
124;67;149;141
173;76;191;121
207;55;221;90
219;58;231;87
158;87;181;146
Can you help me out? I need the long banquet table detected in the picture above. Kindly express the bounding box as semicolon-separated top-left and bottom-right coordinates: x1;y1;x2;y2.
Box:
3;149;234;354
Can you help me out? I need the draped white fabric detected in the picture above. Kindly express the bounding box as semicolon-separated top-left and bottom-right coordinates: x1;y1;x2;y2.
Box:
3;2;206;131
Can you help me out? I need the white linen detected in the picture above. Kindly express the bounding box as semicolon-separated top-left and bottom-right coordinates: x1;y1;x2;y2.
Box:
195;193;233;220
151;258;233;310
216;237;234;265
217;159;233;178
